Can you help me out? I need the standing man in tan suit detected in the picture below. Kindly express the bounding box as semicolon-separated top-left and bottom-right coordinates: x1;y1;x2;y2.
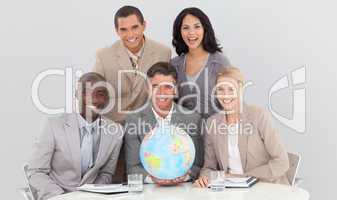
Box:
93;5;171;124
93;5;171;183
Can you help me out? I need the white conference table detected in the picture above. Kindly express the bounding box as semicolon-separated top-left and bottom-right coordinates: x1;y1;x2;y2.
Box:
50;182;310;200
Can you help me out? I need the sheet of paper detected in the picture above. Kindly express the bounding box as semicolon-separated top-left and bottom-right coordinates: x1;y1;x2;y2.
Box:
225;177;251;183
77;184;129;194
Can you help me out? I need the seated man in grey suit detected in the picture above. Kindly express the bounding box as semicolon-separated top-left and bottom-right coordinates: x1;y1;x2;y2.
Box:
27;72;124;200
124;62;203;185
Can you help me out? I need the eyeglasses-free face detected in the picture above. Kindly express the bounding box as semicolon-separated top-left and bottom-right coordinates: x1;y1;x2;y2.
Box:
180;14;205;50
116;14;146;53
215;77;242;113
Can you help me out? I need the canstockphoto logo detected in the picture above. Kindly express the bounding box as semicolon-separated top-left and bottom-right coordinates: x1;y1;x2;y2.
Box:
268;66;306;133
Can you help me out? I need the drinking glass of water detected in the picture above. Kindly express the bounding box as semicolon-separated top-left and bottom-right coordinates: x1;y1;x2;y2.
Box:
128;174;143;193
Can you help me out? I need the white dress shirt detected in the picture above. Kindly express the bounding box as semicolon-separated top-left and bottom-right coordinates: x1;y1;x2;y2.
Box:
227;123;244;175
151;105;173;127
77;114;101;176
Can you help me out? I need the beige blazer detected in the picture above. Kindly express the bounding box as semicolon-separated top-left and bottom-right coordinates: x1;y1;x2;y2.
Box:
28;113;124;200
200;105;290;185
93;37;171;123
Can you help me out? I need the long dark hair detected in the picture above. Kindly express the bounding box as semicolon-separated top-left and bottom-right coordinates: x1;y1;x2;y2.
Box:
172;7;222;56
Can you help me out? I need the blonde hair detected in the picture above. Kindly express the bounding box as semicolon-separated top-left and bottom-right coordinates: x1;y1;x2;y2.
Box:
216;66;245;84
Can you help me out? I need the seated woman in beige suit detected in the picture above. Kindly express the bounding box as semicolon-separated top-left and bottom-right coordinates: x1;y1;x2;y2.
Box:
194;67;289;187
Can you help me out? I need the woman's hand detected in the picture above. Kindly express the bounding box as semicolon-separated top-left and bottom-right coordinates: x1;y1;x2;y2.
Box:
193;176;209;188
193;173;247;188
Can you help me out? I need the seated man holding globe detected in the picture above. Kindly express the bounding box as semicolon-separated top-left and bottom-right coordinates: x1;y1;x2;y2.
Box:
124;62;204;185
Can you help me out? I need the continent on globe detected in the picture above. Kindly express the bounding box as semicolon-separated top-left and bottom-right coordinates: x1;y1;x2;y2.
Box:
139;125;196;180
144;152;161;170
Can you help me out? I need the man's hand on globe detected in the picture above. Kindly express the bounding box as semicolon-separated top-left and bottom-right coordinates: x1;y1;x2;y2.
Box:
150;176;177;186
150;172;189;186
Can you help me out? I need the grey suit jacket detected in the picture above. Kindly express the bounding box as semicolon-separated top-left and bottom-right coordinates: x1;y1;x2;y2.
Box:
124;103;204;181
28;113;124;200
93;37;171;123
170;52;230;119
200;104;290;185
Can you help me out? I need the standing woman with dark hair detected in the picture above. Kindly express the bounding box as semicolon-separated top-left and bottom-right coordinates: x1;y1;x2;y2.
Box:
171;7;230;119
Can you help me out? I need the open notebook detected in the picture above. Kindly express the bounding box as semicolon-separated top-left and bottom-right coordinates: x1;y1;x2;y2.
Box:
77;184;129;194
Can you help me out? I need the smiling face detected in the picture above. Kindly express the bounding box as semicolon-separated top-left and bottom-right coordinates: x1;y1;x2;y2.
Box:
180;14;205;50
116;14;146;53
79;81;109;119
149;74;176;114
216;76;241;114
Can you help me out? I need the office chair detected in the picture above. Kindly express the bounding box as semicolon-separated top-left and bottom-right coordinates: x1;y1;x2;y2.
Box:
18;164;37;200
287;152;303;186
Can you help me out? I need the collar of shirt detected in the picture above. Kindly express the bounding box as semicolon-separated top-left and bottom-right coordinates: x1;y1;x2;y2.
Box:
125;38;145;64
77;113;99;134
151;104;174;125
125;38;145;57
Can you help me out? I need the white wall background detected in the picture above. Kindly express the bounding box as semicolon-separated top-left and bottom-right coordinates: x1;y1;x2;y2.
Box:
0;0;336;199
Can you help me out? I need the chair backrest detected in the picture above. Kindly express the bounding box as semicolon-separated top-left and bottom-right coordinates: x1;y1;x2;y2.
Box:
23;164;37;200
286;152;301;186
18;187;33;200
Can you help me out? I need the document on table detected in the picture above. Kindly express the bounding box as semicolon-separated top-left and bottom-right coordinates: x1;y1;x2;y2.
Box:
224;177;259;188
208;176;259;188
77;184;129;194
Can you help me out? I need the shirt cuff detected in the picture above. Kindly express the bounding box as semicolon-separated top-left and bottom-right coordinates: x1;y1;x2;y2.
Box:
144;175;154;184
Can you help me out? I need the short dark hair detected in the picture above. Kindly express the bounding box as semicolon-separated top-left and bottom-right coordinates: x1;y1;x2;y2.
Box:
147;62;178;81
78;72;108;94
114;5;144;29
172;7;222;56
79;72;106;84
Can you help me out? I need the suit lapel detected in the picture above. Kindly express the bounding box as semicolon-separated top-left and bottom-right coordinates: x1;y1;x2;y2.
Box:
133;38;155;91
213;110;250;172
179;54;195;94
138;38;155;73
169;104;180;126
64;113;81;177
238;107;249;171
115;41;134;81
214;113;229;170
140;104;157;141
115;38;155;92
95;117;113;166
81;117;113;184
115;37;155;73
